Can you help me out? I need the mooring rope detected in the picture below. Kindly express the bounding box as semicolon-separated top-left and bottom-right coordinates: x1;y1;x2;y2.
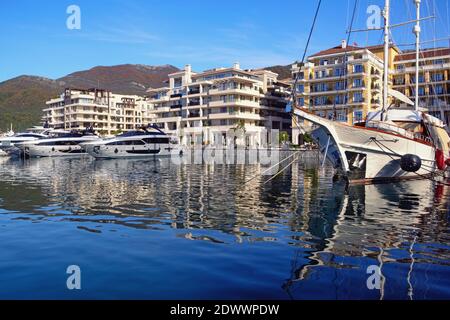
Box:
372;138;450;186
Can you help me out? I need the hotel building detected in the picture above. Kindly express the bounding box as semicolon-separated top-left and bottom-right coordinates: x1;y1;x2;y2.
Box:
392;47;450;125
146;64;291;147
291;41;450;144
43;88;154;135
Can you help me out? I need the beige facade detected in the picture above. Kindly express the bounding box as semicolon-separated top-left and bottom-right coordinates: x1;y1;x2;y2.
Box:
290;42;450;145
392;48;450;125
146;64;291;147
43;88;154;135
291;42;394;127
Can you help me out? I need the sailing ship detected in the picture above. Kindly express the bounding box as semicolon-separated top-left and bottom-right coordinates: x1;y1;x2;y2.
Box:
293;0;450;184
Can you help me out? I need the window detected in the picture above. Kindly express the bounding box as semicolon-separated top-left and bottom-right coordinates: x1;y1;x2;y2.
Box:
142;138;170;144
353;79;363;88
335;94;347;105
353;110;364;123
335;81;347;90
434;85;444;95
353;65;364;73
337;112;348;122
432;73;444;82
334;68;346;77
353;92;363;103
314;96;327;106
298;98;305;106
394;77;404;85
174;78;182;88
297;85;304;93
316;111;326;118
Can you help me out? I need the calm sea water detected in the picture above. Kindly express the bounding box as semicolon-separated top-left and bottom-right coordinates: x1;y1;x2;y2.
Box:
0;153;449;300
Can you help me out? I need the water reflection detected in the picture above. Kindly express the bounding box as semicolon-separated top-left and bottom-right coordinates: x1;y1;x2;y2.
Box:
0;155;449;299
284;179;450;300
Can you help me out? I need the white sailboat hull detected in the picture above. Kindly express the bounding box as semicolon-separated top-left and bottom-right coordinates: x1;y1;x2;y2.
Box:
295;109;440;183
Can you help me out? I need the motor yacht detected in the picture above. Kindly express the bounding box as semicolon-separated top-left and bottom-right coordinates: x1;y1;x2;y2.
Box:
81;126;182;159
16;129;100;158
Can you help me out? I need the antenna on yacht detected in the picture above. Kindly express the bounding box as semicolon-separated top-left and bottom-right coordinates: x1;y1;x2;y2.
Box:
382;0;390;120
414;0;421;111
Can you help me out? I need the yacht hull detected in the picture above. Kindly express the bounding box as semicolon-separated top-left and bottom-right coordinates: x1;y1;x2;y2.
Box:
83;144;183;159
23;145;89;158
294;108;439;183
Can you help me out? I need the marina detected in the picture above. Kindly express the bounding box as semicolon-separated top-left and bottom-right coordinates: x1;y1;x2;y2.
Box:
0;154;449;299
1;0;450;304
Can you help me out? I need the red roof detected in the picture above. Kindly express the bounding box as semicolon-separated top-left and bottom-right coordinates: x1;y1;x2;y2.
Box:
395;48;450;61
309;45;362;58
309;43;396;58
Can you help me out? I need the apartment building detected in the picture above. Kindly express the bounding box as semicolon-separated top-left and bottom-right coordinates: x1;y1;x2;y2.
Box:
146;64;291;147
393;47;450;125
291;41;400;144
291;41;450;144
43;88;154;135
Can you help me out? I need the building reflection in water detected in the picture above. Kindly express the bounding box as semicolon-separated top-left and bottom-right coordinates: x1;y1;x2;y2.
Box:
283;177;450;300
0;155;448;299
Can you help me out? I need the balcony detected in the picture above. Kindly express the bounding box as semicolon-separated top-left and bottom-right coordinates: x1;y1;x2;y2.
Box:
350;98;365;105
188;89;201;95
170;104;183;109
188;100;201;107
188;113;201;118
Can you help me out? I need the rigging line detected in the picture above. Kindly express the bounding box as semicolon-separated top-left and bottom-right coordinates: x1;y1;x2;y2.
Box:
263;154;299;185
372;138;439;173
291;0;323;110
407;235;418;301
243;151;300;185
333;0;359;120
378;247;386;301
265;0;323;188
448;0;450;39
414;0;442;115
372;139;450;186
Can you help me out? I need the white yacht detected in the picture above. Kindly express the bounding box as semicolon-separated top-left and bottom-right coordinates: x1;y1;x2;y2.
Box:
0;132;49;156
81;126;182;159
16;130;100;158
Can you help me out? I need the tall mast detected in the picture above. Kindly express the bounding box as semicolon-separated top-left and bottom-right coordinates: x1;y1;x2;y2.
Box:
414;0;421;111
383;0;390;115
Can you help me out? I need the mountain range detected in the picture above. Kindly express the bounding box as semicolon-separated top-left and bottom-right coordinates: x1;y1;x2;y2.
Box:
0;64;291;131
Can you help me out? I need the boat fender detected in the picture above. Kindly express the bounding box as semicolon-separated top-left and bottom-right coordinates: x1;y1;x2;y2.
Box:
400;154;422;173
436;149;446;170
114;148;119;154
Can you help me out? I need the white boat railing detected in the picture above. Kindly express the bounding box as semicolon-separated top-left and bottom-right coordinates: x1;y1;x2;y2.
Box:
366;121;415;139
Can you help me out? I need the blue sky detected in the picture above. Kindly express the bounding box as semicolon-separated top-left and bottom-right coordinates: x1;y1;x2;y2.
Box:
0;0;449;81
